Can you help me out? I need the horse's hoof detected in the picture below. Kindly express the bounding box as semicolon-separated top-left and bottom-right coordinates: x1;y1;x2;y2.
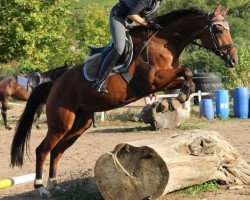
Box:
5;124;12;130
159;100;170;113
36;186;51;199
178;93;188;103
46;178;58;191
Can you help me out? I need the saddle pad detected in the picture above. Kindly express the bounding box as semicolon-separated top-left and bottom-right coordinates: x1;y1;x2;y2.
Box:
83;34;133;82
17;76;28;86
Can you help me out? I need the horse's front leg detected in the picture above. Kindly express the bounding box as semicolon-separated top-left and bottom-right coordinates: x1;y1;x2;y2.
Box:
174;66;195;103
159;67;195;112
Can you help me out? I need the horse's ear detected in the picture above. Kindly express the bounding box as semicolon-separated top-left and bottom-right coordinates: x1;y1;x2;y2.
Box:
212;5;222;17
221;7;228;17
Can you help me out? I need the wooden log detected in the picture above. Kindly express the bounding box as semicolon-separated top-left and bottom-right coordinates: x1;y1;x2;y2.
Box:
140;104;180;130
94;130;250;200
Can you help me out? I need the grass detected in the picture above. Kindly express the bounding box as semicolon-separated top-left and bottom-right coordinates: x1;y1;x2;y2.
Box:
175;180;219;196
178;117;208;130
105;109;138;122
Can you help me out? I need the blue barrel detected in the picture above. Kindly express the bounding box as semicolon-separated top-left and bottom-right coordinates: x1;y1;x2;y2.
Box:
201;99;214;120
233;87;249;119
215;90;230;119
249;95;250;118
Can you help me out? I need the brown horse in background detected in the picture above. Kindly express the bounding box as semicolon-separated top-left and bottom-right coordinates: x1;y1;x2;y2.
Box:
11;6;237;198
0;63;71;130
0;74;35;130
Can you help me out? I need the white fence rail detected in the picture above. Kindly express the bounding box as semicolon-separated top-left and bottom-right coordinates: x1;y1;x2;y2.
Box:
97;91;214;122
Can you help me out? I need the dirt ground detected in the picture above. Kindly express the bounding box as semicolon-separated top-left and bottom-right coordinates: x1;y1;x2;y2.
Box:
0;100;249;200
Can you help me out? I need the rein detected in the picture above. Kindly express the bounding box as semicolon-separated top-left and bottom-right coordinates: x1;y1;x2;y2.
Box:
139;31;159;64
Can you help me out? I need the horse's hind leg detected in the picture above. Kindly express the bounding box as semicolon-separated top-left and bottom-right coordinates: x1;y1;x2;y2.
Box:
34;104;44;129
34;109;76;198
47;110;93;191
1;100;11;130
35;110;93;197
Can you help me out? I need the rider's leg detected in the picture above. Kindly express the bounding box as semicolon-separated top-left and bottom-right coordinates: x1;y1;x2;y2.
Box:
94;15;126;93
94;48;121;93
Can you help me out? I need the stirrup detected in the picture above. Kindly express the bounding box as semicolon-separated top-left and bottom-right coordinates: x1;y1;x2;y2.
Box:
95;80;108;94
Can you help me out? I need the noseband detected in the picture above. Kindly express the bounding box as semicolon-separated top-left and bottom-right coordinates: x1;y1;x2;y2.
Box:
192;14;235;57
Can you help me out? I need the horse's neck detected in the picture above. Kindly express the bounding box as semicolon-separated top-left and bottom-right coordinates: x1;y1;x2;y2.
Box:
130;16;206;62
167;15;206;53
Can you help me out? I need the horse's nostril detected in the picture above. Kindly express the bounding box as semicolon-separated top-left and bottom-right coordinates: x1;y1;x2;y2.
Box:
231;57;238;66
231;58;235;65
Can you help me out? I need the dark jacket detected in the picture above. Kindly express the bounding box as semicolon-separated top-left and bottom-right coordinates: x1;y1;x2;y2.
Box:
112;0;158;19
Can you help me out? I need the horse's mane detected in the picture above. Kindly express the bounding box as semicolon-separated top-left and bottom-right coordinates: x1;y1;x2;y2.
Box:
156;7;207;25
41;64;71;81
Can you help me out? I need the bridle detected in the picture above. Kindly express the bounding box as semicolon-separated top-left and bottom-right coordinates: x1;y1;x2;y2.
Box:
191;13;235;58
139;13;236;65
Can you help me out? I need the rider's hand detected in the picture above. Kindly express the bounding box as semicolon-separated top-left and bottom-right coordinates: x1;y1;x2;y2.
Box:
147;21;163;30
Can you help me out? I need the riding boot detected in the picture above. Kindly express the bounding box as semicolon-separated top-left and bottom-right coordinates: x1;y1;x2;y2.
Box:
94;48;121;93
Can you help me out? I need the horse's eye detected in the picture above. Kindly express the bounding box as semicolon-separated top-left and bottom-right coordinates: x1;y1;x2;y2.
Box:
214;29;223;34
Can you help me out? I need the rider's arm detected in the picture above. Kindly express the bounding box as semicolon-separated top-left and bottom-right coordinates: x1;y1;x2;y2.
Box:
127;14;148;26
126;0;150;27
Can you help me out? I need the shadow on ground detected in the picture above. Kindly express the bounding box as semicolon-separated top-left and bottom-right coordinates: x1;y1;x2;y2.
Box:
1;177;103;200
89;125;155;134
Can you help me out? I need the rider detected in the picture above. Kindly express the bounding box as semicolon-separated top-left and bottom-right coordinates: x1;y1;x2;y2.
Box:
93;0;163;93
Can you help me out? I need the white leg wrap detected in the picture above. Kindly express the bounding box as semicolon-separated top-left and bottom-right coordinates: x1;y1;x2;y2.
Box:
34;179;43;185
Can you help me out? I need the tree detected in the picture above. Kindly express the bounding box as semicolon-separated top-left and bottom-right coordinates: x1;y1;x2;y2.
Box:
0;0;75;71
73;4;111;57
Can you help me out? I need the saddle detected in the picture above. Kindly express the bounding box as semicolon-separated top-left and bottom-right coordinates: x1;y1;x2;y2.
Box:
17;71;43;89
83;32;133;81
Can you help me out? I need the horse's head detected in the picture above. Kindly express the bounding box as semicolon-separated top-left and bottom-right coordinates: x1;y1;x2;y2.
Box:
199;5;238;67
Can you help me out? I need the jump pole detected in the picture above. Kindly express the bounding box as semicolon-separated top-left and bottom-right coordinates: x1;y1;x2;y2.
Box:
0;173;35;189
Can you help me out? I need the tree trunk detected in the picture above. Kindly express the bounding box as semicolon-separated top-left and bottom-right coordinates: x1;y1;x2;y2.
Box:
94;130;250;200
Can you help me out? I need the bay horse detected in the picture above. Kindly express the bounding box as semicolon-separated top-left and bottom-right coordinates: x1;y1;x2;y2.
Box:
0;63;71;130
11;6;237;198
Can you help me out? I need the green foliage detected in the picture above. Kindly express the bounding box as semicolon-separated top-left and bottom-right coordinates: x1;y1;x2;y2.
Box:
0;0;77;72
74;4;111;57
160;0;248;13
223;37;250;90
74;0;116;8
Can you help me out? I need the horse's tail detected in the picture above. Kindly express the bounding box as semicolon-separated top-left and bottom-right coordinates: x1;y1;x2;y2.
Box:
11;81;54;167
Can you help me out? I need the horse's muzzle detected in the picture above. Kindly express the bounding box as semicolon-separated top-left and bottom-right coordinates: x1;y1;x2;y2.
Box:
223;54;238;68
